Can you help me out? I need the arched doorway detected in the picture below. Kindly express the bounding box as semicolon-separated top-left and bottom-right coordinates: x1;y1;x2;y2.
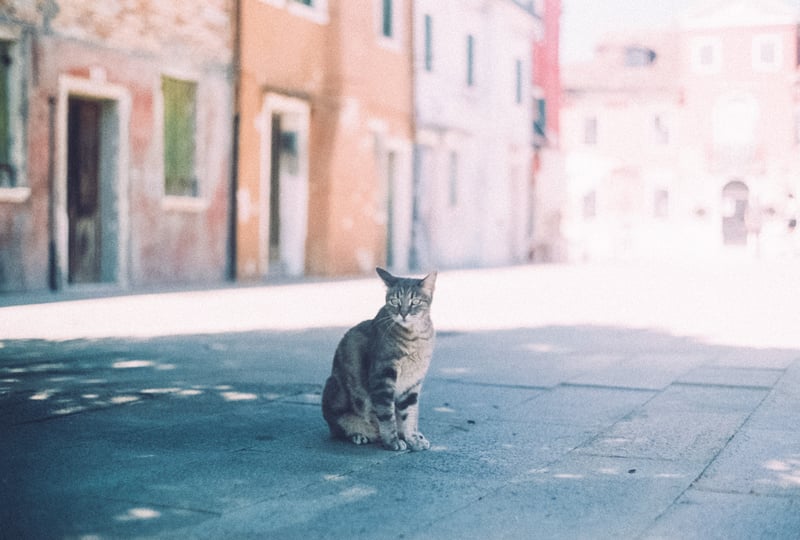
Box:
722;180;749;246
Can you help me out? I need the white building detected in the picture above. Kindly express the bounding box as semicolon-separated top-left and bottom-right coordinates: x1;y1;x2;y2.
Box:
411;0;541;269
561;0;800;262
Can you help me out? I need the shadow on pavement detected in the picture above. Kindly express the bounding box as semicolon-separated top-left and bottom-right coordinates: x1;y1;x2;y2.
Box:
1;325;799;538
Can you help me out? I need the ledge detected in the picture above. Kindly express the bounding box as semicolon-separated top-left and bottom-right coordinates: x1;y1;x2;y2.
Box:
0;187;31;204
162;196;209;213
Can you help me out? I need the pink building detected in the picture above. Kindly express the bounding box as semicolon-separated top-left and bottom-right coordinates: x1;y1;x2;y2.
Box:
561;0;800;261
0;1;234;292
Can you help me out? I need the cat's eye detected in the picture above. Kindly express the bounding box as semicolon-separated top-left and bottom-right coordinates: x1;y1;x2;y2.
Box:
411;298;421;306
389;297;400;306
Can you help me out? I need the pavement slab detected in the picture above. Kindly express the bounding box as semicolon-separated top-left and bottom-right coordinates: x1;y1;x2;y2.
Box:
693;427;800;498
642;490;800;540
413;454;700;540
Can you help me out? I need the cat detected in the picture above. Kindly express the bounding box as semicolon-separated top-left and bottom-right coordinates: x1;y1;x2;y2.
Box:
322;267;437;451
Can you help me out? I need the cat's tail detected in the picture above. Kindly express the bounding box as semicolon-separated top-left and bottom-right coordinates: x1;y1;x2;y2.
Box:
322;376;347;439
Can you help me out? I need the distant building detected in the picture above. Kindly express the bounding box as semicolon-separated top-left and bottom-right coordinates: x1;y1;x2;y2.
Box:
411;0;541;269
561;0;800;261
0;1;234;292
530;0;565;262
235;0;414;279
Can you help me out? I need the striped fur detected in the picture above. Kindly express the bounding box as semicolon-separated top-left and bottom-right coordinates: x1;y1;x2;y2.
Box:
322;267;437;451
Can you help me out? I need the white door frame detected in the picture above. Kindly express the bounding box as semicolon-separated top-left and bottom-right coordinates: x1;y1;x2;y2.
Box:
258;93;310;277
56;75;131;289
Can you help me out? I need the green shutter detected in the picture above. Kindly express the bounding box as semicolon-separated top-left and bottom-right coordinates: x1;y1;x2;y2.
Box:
162;76;197;196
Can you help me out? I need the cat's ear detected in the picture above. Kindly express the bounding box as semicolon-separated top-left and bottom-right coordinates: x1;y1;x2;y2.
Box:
376;267;398;287
419;271;437;296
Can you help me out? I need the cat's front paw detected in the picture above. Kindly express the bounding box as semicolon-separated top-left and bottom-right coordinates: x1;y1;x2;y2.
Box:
350;433;370;445
406;432;430;452
382;437;408;452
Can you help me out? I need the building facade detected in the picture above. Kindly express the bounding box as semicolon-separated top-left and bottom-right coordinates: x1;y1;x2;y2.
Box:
530;0;565;262
561;0;800;262
411;0;540;269
1;0;554;293
0;1;234;292
235;0;414;279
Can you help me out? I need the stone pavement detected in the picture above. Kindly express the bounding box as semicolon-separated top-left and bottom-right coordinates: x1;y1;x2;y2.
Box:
1;261;800;539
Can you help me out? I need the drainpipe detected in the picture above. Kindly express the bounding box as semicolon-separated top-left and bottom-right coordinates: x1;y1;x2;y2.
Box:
47;95;59;291
227;0;242;282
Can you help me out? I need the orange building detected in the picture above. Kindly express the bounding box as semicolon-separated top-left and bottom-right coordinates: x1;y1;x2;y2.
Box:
236;0;415;279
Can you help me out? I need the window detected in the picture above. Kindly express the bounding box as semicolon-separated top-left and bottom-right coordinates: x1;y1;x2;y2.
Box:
794;110;800;145
752;34;781;72
515;58;523;104
583;191;597;219
376;0;401;48
448;151;458;207
424;14;433;71
466;34;475;86
0;41;12;187
583;116;597;145
162;76;198;197
381;0;393;38
654;115;669;145
0;34;25;194
624;46;656;67
533;97;546;139
285;0;329;24
654;189;669;219
691;37;722;74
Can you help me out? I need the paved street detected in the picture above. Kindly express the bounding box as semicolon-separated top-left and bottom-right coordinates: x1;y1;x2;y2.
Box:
1;260;800;539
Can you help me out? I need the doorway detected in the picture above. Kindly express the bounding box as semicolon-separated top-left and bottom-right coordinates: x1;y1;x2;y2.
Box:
722;180;749;246
260;94;309;277
66;97;119;284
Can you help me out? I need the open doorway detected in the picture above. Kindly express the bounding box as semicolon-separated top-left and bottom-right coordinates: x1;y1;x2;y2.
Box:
66;96;119;284
722;180;749;246
260;94;310;277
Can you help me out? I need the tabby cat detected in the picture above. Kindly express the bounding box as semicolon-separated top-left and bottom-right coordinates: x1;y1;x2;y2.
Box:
322;267;437;451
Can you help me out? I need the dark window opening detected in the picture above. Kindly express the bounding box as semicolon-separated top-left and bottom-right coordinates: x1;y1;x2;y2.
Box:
424;14;433;71
0;41;13;188
625;46;657;67
467;34;475;86
382;0;393;38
